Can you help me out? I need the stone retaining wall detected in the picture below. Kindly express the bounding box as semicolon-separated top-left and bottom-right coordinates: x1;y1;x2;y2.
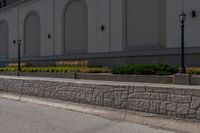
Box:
0;76;200;120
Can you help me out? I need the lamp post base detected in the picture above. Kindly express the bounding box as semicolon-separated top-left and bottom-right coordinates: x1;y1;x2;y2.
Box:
179;67;186;74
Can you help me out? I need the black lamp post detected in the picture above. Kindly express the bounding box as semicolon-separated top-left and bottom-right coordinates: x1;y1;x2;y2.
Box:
17;40;21;76
179;12;186;74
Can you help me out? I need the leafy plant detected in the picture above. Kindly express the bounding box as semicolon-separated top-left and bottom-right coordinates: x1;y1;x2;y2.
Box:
0;66;110;74
186;67;200;75
111;63;178;75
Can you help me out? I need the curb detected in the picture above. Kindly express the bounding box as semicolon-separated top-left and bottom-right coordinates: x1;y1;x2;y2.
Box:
0;92;200;133
0;92;127;121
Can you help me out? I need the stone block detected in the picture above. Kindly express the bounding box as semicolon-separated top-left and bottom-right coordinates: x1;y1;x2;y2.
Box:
103;98;113;107
197;107;200;116
77;93;85;101
149;100;160;113
160;110;167;115
121;102;129;109
177;114;186;119
167;111;177;117
189;109;197;115
191;97;200;110
146;86;154;92
128;105;146;112
103;92;114;99
114;96;122;108
160;101;177;112
128;99;150;109
84;94;92;103
174;74;190;85
186;115;197;120
190;75;200;85
93;89;100;97
143;93;160;100
114;91;121;99
160;93;171;101
134;86;146;93
171;95;191;103
154;87;174;94
186;89;200;97
128;93;143;99
177;103;190;115
122;91;128;99
83;88;93;94
128;86;134;94
174;88;186;95
69;92;77;100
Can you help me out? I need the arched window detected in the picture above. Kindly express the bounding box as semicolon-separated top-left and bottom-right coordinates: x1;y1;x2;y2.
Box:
0;21;8;58
24;12;41;57
64;0;88;54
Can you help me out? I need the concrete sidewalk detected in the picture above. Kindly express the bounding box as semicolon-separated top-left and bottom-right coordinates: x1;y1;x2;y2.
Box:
0;92;200;133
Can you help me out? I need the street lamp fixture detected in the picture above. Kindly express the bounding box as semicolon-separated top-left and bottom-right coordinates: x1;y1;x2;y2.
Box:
179;12;186;74
179;12;186;23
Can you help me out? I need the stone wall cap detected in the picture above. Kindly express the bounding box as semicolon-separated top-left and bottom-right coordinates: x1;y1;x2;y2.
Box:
0;75;199;90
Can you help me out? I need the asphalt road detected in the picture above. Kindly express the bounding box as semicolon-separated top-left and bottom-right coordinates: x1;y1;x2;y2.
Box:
0;98;175;133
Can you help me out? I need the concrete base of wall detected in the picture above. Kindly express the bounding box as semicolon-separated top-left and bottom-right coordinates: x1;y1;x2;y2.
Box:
2;47;200;67
1;72;200;85
0;76;200;121
0;72;174;84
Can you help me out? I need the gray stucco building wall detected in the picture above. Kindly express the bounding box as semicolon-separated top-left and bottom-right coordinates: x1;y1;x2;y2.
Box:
0;0;199;67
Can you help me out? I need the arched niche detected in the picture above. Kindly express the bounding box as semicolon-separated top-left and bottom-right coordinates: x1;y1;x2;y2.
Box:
24;12;41;57
126;0;161;47
63;0;88;54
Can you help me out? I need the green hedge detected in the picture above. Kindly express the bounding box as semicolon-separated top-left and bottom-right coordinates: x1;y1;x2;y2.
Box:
111;64;178;75
0;64;179;75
